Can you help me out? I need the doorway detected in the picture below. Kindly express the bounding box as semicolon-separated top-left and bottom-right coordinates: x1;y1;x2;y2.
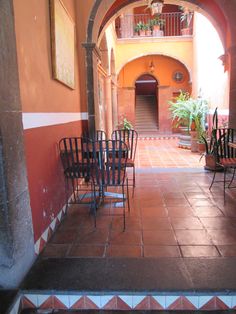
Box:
135;74;158;136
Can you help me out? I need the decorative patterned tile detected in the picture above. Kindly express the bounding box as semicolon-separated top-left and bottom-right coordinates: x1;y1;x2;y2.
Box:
37;295;52;307
166;295;180;308
153;296;166;309
83;296;99;309
53;296;68;309
149;296;164;310
101;295;116;308
185;296;199;309
70;296;85;309
41;227;49;242
87;295;101;308
132;295;146;308
54;295;70;309
116;296;132;309
39;295;54;309
218;295;232;308
23;294;38;307
133;296;150;310
68;295;83;308
102;296;117;309
198;296;214;309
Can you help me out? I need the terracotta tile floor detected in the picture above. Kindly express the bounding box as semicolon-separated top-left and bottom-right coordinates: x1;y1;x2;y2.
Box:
42;138;236;259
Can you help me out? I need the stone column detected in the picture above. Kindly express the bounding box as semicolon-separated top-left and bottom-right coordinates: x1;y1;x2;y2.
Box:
120;10;134;38
105;76;113;136
228;45;236;128
82;43;101;138
0;0;35;288
111;82;118;130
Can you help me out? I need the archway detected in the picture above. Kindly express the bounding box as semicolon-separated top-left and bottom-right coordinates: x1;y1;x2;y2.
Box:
84;0;236;134
135;74;159;135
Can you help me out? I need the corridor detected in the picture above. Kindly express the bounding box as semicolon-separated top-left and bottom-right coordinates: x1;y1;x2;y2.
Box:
19;138;236;312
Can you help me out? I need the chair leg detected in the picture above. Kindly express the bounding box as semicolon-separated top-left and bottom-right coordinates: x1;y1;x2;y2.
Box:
122;184;125;231
209;170;217;190
224;167;227;202
132;166;135;197
65;177;69;213
92;184;97;228
126;178;130;212
228;167;236;188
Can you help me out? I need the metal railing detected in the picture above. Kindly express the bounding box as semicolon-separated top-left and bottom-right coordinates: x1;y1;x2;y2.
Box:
115;12;193;38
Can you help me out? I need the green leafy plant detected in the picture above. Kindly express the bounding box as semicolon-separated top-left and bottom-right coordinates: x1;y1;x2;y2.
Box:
180;6;193;28
169;91;209;137
150;16;165;29
134;21;146;32
118;116;133;130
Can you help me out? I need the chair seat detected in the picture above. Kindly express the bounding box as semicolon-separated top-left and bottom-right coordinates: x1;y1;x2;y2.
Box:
220;158;236;167
93;168;126;185
109;158;134;167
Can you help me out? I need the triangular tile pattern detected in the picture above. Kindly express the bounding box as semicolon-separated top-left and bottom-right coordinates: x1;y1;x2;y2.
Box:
18;293;236;311
33;204;66;255
39;296;54;309
116;296;132;310
21;296;37;309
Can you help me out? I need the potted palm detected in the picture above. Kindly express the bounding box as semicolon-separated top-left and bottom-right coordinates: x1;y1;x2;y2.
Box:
169;91;209;151
135;21;146;36
200;108;223;170
169;91;192;149
180;6;193;36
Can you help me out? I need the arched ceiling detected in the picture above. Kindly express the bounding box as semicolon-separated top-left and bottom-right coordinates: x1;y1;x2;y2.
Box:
97;0;227;47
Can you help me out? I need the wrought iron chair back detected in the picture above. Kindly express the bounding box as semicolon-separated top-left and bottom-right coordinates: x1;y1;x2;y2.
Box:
90;139;130;230
91;139;128;186
209;128;236;201
59;137;91;179
111;129;138;191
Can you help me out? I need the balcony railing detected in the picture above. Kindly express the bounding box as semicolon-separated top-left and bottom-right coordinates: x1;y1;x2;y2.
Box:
115;12;193;39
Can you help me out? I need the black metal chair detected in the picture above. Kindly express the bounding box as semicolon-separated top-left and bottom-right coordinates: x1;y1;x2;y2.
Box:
90;139;130;230
111;129;138;192
209;128;236;200
82;130;107;141
59;137;95;219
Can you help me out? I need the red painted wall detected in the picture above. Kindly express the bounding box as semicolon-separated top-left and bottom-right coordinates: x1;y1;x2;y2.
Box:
13;0;84;243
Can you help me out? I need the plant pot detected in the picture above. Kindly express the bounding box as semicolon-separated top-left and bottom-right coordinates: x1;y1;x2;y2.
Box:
181;28;191;36
153;25;160;31
146;30;152;36
139;30;146;36
198;142;205;154
204;154;223;171
190;131;198;152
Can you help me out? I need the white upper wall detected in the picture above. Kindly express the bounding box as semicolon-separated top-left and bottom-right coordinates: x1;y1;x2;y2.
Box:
192;12;229;111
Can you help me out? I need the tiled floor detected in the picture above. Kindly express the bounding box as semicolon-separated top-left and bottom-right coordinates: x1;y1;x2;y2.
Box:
41;138;236;259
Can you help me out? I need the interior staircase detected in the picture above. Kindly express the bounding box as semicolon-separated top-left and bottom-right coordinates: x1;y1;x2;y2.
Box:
135;95;159;137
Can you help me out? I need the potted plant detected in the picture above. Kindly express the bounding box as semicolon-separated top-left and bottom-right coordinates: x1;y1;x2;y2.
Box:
117;115;133;130
150;16;165;30
169;91;192;149
169;91;209;151
180;6;193;36
200;108;223;171
135;21;146;36
189;96;209;152
145;22;152;36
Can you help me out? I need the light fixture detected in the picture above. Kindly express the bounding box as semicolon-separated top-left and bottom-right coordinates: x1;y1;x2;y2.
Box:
149;60;155;73
147;0;164;15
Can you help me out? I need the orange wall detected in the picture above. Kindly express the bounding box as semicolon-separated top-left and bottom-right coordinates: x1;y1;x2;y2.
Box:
13;0;84;244
118;56;191;132
118;55;190;89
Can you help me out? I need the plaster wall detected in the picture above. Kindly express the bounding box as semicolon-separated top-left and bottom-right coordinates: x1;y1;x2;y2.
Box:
115;39;193;76
118;55;191;132
13;0;83;244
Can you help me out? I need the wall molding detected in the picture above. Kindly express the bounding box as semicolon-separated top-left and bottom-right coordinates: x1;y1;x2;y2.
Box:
22;112;88;129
